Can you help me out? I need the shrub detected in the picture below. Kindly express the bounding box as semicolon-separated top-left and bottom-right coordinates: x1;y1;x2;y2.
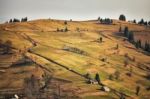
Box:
64;27;68;32
114;71;120;80
57;28;60;32
3;40;12;54
64;21;67;25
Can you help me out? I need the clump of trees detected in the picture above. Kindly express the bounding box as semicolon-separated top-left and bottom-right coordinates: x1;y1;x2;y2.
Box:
98;17;113;24
119;14;126;21
123;26;134;43
138;18;150;26
99;18;113;24
0;39;13;54
9;17;28;23
21;17;28;22
13;18;20;22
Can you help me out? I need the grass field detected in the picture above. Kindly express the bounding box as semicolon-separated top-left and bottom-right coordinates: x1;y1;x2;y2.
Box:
0;19;150;99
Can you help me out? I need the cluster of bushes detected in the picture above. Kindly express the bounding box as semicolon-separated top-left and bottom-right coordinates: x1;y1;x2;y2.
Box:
0;39;12;54
98;17;113;24
57;27;68;32
9;17;28;23
62;45;88;56
122;26;150;53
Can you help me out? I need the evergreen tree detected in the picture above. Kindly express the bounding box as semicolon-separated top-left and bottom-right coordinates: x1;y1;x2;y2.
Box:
64;21;67;25
128;31;134;42
119;26;122;32
148;21;150;26
145;41;150;51
95;73;101;84
119;14;126;21
13;18;20;22
135;40;141;49
9;19;13;23
124;26;128;37
98;17;100;21
138;19;144;25
133;19;136;24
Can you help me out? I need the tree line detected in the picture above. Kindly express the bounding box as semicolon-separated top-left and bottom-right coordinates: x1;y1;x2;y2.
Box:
8;17;28;23
120;26;150;53
98;17;113;24
119;14;150;26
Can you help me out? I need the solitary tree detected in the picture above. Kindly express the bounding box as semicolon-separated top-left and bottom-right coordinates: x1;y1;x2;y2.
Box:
124;26;129;37
144;41;150;52
136;86;141;96
133;19;136;24
119;14;126;21
128;31;134;42
119;26;122;32
98;17;100;21
64;21;67;25
95;73;101;84
99;37;103;43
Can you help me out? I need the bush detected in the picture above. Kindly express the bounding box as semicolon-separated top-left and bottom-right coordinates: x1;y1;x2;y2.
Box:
114;71;120;80
3;40;12;54
57;28;60;32
64;27;68;32
119;14;126;21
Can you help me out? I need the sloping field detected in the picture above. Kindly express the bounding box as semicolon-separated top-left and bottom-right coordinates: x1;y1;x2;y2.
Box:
0;19;150;99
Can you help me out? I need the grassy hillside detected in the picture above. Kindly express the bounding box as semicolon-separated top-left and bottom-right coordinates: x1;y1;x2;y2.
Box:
0;19;150;99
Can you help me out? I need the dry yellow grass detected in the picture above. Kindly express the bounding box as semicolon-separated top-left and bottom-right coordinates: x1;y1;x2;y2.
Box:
0;19;150;99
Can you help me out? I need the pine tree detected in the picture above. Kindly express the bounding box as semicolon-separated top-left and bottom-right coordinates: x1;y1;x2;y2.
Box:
133;19;136;24
98;17;100;21
144;41;149;51
124;26;128;37
119;26;122;32
128;31;134;42
95;73;101;84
